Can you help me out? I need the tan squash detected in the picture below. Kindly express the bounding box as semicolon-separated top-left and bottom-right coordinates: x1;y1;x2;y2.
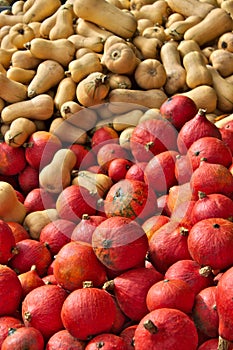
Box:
73;0;137;39
8;23;35;49
39;6;59;38
49;117;87;144
106;0;124;9
28;21;41;38
101;42;139;75
11;0;25;15
184;8;233;46
60;100;83;120
209;49;233;77
137;18;154;35
39;148;77;194
0;72;27;103
139;108;162;123
221;0;233;20
226;74;233;84
217;31;233;52
160;40;187;95
108;72;132;89
72;170;113;198
4;117;37;147
0;63;6;74
132;1;171;24
177;39;205;59
65;52;103;83
130;0;156;10
0;25;10;41
23;0;36;13
11;49;42;69
166;0;214;18
142;24;167;42
0;97;5;114
108;88;167;110
134;58;167;89
119;126;135;149
68;34;104;53
1;94;54;123
23;209;59;240
61;105;98;131
179;85;217;113
23;0;61;23
75;48;94;59
49;4;74;40
183;51;212;89
27;59;65;98
165;15;202;41
54;76;76;111
24;38;76;67
112;109;144;131
133;35;162;59
0;33;17;49
165;12;185;28
75;18;113;41
214;113;233;128
0;13;24;28
207;64;233;112
0;181;26;223
0;48;16;69
76;72;110;107
6;66;36;84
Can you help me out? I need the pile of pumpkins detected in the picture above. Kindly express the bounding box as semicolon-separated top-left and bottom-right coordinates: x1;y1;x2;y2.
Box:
0;0;233;349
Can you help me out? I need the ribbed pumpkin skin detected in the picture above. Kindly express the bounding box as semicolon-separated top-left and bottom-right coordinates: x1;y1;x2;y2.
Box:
92;216;149;272
85;333;128;350
1;326;44;350
0;317;23;349
61;288;116;341
45;329;85;350
134;308;198;350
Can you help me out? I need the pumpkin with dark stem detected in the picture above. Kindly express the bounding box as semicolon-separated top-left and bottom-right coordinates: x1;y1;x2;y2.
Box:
85;333;128;350
1;326;44;350
0;317;23;349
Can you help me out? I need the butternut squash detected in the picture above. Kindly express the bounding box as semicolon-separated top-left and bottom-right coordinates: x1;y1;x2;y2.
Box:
68;34;104;53
23;0;36;13
66;52;103;83
165;12;185;28
139;108;162;123
132;1;171;24
133;35;162;59
165;15;202;41
1;33;17;50
0;48;16;69
166;0;214;18
23;209;59;240
8;23;35;49
177;39;205;58
11;0;24;15
1;94;54;123
61;105;98;131
28;21;41;38
6;66;36;84
0;13;24;28
217;32;233;52
179;85;217;113
54;76;76;111
27;59;65;98
73;0;137;39
49;117;87;144
4;117;37;147
215;113;233;128
134;58;167;89
209;49;233;77
142;24;167;42
221;0;233;20
0;97;5;114
0;72;27;103
184;8;233;46
11;49;42;69
160;40;187;95
130;0;156;10
0;25;11;42
207;64;233;112
39;6;59;39
49;4;74;40
39;148;77;194
112;109;144;131
183;51;212;89
75;18;113;41
24;38;76;67
108;73;132;89
60;100;83;120
23;0;61;23
119;126;135;149
0;181;26;223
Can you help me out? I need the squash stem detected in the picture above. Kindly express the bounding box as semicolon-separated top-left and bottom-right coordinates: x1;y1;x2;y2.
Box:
218;336;230;350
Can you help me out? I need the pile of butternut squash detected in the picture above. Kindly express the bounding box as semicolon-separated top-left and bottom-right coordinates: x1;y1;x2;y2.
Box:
0;0;233;142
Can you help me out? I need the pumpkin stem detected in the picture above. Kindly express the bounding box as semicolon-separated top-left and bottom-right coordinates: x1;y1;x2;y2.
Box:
96;342;105;349
199;266;212;277
24;311;32;322
143;319;158;334
102;280;114;291
83;281;94;288
82;213;90;220
213;223;220;229
198;108;207;117
198;191;207;199
218;335;230;350
145;141;154;151
11;246;19;256
8;328;17;336
180;227;189;236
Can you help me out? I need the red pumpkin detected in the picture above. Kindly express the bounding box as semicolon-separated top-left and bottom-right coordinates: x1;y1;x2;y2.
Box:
46;329;85;349
120;325;137;350
18;165;39;194
197;338;231;350
91;126;119;153
92;216;149;272
71;214;106;244
0;142;26;176
104;179;158;221
56;185;97;223
0;316;23;348
0;220;17;264
24;188;56;213
9;239;52;277
130;118;178;162
0;265;23;316
61;287;116;340
1;326;44;350
125;162;147;182
177;108;222;154
160;95;198;130
191;192;233;224
110;298;127;335
97;143;129;172
192;286;219;338
39;219;75;256
144;150;179;194
142;214;170;241
170;199;196;227
146;278;195;314
188;218;233;270
85;333;128;350
219;120;233;154
104;267;163;321
53;241;107;291
167;182;195;214
174;154;194;184
25;131;62;170
187;136;232;170
148;221;192;274
134;308;198;350
6;222;30;243
165;259;214;295
108;158;133;182
18;265;45;298
22;284;67;341
69;144;96;170
190;160;233;200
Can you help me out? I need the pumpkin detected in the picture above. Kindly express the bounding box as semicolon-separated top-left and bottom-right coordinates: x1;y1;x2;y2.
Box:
92;216;149;272
53;241;107;291
0;317;23;349
142;215;170;241
18;165;39;194
0;220;17;264
45;329;85;350
120;325;137;350
1;326;44;350
23;188;56;213
0;142;26;176
85;333;128;350
125;161;147;182
0;264;23;316
61;287;117;341
22;284;68;341
97;143;129;172
6;222;30;243
18;265;44;299
134;308;198;350
71;214;106;244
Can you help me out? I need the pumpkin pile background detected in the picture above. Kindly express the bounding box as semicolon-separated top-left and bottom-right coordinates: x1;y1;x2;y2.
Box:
0;0;233;349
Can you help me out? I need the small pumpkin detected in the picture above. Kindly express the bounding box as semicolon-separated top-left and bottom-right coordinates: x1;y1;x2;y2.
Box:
1;326;44;350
